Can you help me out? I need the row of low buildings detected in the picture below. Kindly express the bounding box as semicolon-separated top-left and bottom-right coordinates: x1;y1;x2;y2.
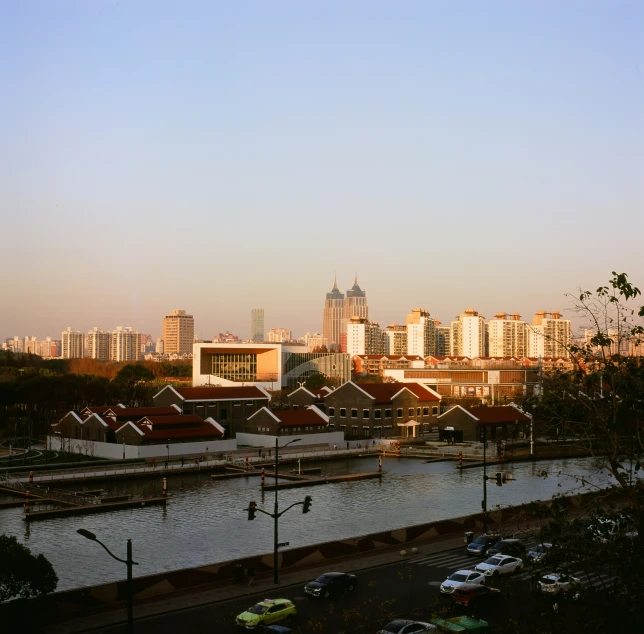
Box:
51;382;531;459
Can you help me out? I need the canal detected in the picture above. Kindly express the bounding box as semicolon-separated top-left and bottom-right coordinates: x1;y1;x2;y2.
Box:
0;456;614;592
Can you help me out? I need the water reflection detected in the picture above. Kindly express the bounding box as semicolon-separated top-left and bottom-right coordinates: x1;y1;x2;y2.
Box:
0;456;614;591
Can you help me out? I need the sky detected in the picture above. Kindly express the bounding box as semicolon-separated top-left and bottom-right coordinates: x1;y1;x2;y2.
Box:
1;0;642;341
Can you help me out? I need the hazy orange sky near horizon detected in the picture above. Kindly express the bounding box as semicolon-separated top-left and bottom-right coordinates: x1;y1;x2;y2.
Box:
1;1;642;341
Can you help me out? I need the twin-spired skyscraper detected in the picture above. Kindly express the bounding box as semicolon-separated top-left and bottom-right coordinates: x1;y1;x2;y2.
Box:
323;275;368;350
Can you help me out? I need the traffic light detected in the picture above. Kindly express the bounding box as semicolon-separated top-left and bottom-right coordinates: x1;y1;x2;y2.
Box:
247;501;257;520
495;472;503;487
302;495;312;514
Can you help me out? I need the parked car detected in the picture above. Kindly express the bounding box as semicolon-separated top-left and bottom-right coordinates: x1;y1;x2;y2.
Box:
466;534;502;556
304;572;357;598
475;554;523;577
430;615;490;632
235;598;296;630
451;583;502;607
527;543;552;563
537;573;581;598
377;619;436;633
440;570;486;594
485;538;526;558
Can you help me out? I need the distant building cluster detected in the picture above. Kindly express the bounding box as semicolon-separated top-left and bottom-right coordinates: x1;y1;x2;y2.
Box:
2;335;62;358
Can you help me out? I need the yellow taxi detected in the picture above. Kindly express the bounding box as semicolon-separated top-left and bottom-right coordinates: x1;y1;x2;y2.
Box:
235;598;297;630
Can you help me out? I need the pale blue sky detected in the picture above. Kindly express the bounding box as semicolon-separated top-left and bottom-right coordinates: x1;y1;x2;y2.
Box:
1;1;642;340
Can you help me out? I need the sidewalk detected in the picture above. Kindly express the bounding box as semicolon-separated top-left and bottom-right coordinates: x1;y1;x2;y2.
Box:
44;530;470;634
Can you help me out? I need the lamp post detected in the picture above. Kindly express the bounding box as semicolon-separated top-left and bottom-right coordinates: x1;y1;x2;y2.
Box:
166;441;170;468
482;423;488;533
77;529;138;634
274;437;301;584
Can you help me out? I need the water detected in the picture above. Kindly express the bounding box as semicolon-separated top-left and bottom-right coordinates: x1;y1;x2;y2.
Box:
0;456;613;592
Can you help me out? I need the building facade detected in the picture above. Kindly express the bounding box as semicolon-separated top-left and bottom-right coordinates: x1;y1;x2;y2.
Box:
109;327;142;362
162;309;194;355
451;309;487;357
528;311;571;358
62;327;84;359
323;277;345;350
488;313;528;358
87;327;110;361
406;308;436;357
346;317;387;356
251;309;264;343
384;324;408;355
267;328;292;343
343;276;368;332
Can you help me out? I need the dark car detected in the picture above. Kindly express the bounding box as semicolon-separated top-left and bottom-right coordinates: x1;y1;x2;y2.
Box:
485;538;526;558
377;619;436;633
527;543;552;563
451;583;502;608
304;572;357;598
466;534;501;556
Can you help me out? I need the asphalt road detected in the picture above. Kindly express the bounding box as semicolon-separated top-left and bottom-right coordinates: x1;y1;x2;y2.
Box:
59;542;613;633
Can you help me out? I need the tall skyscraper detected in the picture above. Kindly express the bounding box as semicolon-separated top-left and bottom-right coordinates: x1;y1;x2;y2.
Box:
251;309;264;343
162;309;195;355
435;322;451;356
488;313;528;357
344;275;368;322
61;327;84;359
87;327;110;361
450;309;487;357
323;276;345;350
109;327;142;362
406;308;437;357
528;311;571;358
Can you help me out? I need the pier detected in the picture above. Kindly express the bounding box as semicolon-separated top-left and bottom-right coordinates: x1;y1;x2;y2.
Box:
261;471;382;490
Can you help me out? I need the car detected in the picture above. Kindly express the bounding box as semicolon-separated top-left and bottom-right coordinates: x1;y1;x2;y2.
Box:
440;570;486;594
537;573;581;598
304;571;357;598
485;538;526;558
527;543;552;563
235;598;296;630
475;554;523;577
466;533;502;556
451;583;502;607
377;619;436;633
430;615;490;632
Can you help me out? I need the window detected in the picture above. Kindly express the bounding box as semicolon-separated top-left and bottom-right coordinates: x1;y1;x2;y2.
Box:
432;406;438;415
292;405;298;410
246;401;253;406
397;408;403;417
351;408;358;418
363;409;370;419
340;408;347;418
385;409;391;419
352;425;359;436
234;400;241;407
339;424;346;431
220;408;228;420
408;408;414;417
329;423;335;431
416;407;421;417
328;407;335;417
423;407;429;416
363;426;370;438
374;409;382;419
196;402;204;409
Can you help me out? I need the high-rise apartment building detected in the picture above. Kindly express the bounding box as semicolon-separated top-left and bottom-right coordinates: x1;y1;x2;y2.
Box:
435;322;451;356
156;337;165;354
62;327;84;359
450;309;487;357
267;328;292;343
406;308;436;357
251;309;264;343
323;277;345;350
303;333;328;352
109;327;142;362
384;324;408;355
488;312;528;357
87;327;110;361
24;336;38;354
528;311;571;358
346;317;386;356
162;309;194;355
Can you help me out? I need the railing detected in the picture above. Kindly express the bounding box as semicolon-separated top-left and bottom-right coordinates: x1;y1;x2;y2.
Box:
0;473;99;506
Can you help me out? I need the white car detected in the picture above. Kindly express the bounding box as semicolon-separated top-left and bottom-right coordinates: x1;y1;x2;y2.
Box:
440;570;486;594
538;573;581;597
475;555;523;577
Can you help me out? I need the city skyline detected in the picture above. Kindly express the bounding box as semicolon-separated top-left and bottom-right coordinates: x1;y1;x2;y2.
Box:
2;2;642;339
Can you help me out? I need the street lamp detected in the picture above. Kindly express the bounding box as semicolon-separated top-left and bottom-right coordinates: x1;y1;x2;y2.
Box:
482;423;488;533
77;529;138;634
166;441;170;467
274;437;301;584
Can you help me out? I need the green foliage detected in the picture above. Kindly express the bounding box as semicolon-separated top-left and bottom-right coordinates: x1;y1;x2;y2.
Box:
304;373;327;390
0;534;58;601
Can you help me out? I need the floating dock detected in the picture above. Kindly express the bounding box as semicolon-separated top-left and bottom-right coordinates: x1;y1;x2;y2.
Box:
262;471;382;491
23;496;168;521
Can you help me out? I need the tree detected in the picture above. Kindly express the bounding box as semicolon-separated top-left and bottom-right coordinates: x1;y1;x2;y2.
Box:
0;534;58;601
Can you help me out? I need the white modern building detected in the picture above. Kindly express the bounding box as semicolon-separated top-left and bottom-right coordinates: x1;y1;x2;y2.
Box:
192;342;350;390
451;309;486;357
62;327;84;359
87;327;111;361
528;311;571;359
406;308;436;357
346;318;386;356
110;327;142;362
488;313;528;358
